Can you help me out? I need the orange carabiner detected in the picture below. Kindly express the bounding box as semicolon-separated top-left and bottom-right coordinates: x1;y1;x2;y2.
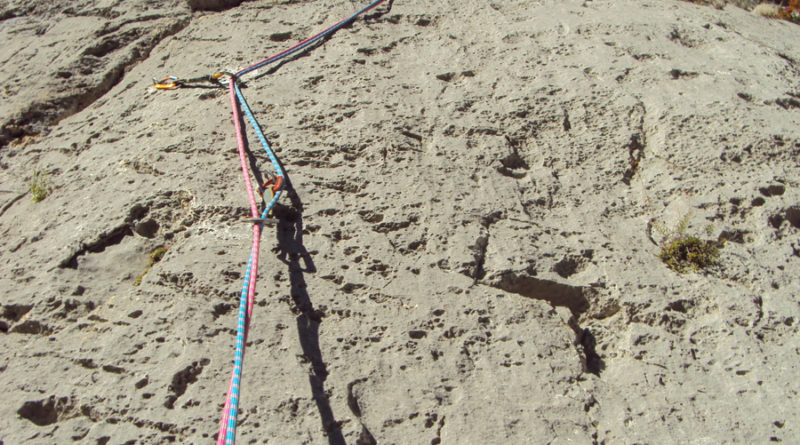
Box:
259;174;284;196
153;76;182;90
271;175;283;193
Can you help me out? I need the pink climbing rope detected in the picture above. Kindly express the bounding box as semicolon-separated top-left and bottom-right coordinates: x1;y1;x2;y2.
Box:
207;2;389;443
217;79;263;444
152;2;390;443
230;80;259;219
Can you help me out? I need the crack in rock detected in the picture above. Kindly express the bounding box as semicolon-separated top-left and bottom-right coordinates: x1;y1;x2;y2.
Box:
486;271;604;375
59;224;133;269
347;378;377;445
491;272;590;316
621;103;646;186
187;0;242;11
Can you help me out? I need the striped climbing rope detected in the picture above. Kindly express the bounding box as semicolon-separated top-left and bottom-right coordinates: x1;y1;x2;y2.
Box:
216;81;286;445
156;1;389;444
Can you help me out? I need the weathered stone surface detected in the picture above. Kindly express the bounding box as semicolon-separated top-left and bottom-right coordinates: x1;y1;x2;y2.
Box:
0;0;189;147
0;0;798;443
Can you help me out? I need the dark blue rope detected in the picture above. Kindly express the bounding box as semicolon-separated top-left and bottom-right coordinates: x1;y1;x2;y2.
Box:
235;0;388;77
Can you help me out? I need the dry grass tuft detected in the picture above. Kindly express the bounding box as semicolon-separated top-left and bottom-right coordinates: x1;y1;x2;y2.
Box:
29;170;50;203
753;3;782;17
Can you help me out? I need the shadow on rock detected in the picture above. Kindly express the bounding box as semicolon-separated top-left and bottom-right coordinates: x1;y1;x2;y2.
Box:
274;177;345;445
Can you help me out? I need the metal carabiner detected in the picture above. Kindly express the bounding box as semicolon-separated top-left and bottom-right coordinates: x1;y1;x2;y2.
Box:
259;174;284;196
153;76;182;90
212;71;235;86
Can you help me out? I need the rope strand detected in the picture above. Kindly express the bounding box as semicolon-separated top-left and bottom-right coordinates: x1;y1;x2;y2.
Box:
216;79;261;444
235;0;388;77
151;2;390;443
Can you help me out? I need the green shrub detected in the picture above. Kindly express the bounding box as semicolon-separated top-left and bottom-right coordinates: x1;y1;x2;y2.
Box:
655;214;721;273
29;170;50;202
659;236;720;273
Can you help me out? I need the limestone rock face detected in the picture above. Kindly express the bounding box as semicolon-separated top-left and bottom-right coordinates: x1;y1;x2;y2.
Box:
0;0;190;147
1;0;799;444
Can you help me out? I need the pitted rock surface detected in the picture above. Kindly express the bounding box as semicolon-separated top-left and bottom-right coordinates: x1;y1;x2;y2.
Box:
1;1;799;443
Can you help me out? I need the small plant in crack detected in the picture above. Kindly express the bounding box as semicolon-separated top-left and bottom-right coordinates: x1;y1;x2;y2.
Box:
653;213;721;273
29;169;50;202
134;246;169;286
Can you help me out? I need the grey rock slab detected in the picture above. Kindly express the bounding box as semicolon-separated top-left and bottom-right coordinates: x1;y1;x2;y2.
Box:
0;0;190;147
0;0;799;444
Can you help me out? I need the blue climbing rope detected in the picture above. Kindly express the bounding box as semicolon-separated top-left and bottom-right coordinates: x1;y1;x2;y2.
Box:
220;81;287;445
155;2;391;444
234;82;285;214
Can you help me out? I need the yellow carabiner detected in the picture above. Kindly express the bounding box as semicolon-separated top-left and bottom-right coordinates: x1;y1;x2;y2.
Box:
154;82;178;90
153;76;181;90
212;71;234;86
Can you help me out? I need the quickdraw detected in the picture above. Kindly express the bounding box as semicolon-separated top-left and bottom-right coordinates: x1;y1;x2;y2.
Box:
152;71;233;89
154;1;389;444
